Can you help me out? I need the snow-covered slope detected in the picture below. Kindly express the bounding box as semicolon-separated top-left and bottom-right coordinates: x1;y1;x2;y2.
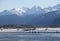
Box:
0;6;45;16
10;8;26;16
0;8;27;16
44;4;60;13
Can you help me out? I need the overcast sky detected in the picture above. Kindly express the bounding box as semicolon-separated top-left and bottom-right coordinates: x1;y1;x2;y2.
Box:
0;0;60;11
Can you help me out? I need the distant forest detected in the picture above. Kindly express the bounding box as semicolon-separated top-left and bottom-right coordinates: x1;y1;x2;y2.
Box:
0;25;60;28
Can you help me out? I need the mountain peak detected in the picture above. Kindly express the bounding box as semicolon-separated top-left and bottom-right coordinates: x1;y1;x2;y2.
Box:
15;8;26;13
53;4;60;9
11;8;25;13
9;8;26;16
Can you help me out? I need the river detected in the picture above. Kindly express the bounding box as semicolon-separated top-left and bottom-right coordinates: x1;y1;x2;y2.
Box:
0;32;60;41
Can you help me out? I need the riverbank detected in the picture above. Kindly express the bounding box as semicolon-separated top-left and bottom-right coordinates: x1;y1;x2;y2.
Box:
0;28;60;32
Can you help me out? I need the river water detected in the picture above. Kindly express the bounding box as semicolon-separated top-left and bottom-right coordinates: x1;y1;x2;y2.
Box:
0;32;60;41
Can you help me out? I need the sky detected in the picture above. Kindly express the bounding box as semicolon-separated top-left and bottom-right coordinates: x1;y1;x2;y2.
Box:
0;0;60;11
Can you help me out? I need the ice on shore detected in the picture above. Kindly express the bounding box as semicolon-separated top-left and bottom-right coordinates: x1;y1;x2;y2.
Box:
0;28;60;32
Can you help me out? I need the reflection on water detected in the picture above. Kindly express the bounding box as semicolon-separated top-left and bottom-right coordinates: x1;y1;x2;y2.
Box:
0;32;60;41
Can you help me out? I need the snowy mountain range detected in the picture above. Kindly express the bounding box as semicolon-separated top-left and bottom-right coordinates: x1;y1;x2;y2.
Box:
0;4;60;26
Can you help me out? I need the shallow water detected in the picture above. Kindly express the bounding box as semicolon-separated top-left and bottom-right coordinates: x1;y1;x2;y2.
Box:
0;32;60;41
